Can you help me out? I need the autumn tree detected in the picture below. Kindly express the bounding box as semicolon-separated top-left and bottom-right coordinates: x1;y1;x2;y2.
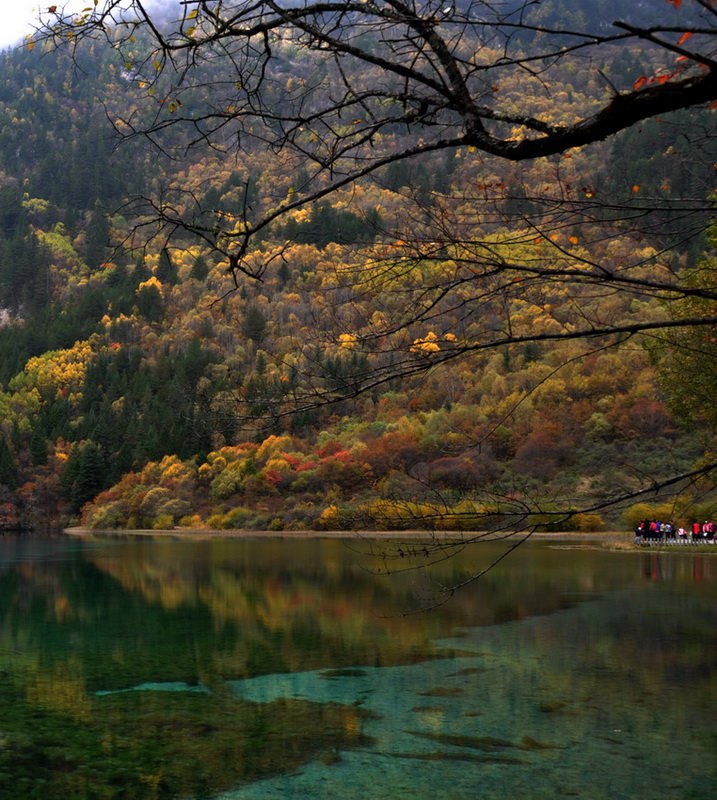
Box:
34;1;716;246
658;225;717;438
35;0;717;536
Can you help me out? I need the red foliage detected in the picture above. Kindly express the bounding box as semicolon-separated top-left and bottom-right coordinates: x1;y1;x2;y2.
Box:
321;449;351;463
608;396;675;439
427;456;499;490
315;457;369;492
263;469;284;487
281;453;303;469
89;488;121;505
362;432;422;477
0;502;18;527
570;399;596;427
512;420;573;479
316;440;344;458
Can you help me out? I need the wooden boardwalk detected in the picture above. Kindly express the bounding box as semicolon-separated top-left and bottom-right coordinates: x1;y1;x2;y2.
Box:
636;537;716;546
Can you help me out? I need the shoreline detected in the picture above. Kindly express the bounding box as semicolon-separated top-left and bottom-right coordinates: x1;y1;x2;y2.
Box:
63;527;626;541
58;529;717;552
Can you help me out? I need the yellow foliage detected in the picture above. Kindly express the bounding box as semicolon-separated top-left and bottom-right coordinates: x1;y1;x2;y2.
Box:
140;461;162;484
370;310;387;329
406;328;443;353
317;505;341;529
197;462;214;483
12;341;93;401
155;455;194;487
210;455;227;473
178;514;205;528
137;275;163;294
256;434;294;465
265;457;292;473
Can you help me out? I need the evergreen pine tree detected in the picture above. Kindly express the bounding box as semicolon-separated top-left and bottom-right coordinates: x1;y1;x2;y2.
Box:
85;206;110;270
243;305;267;343
133;257;150;283
29;425;49;467
156;247;178;285
71;441;106;510
190;255;209;281
0;437;18;489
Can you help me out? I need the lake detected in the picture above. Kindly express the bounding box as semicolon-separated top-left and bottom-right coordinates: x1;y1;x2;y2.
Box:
0;533;715;799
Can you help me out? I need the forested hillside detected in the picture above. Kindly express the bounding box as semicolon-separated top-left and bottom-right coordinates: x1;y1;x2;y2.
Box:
0;0;715;532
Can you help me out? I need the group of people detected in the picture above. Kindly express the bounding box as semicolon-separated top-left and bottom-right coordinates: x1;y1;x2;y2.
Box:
635;520;716;542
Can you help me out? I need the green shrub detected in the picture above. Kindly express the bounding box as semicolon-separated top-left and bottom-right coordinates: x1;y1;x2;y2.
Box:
138;487;171;517
157;498;192;522
86;500;128;529
178;514;204;528
224;506;254;528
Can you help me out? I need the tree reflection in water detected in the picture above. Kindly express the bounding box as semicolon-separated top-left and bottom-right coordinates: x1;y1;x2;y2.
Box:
0;535;715;799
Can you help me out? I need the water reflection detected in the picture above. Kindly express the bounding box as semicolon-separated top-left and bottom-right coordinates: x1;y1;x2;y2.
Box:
640;551;717;582
0;535;715;799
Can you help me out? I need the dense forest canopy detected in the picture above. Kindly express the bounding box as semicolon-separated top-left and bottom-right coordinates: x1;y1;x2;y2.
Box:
0;0;713;537
35;0;717;269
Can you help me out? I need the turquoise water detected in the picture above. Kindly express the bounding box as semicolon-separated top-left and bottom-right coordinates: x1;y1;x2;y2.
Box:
221;595;717;800
0;535;715;799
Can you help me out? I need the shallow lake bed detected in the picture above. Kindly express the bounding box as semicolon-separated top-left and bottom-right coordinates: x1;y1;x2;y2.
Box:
0;534;714;799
